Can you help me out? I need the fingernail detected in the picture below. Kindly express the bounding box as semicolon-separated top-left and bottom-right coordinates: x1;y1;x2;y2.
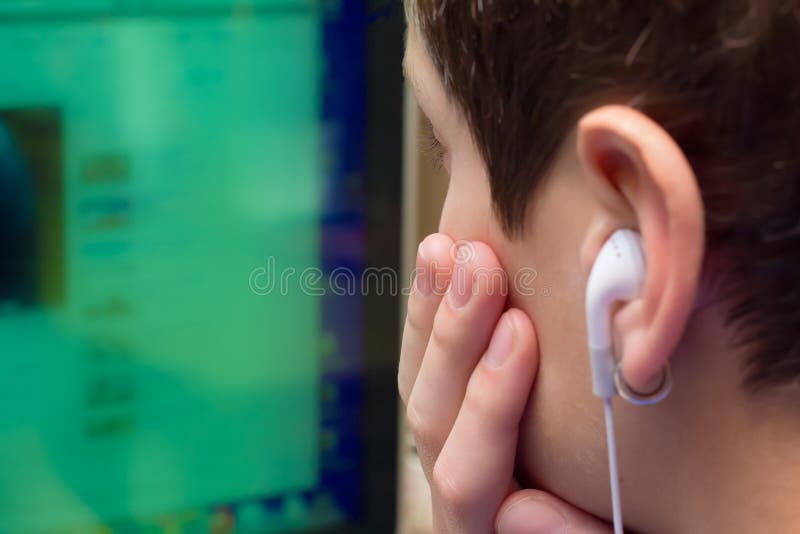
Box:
415;241;432;296
497;497;566;534
482;313;515;369
447;243;473;308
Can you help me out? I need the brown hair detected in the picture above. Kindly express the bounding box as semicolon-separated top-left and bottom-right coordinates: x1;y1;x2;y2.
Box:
408;0;800;389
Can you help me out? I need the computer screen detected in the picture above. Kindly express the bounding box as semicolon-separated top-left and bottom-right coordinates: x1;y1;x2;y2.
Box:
0;1;398;532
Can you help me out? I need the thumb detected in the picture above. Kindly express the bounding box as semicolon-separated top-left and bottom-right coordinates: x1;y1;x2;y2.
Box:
495;489;613;534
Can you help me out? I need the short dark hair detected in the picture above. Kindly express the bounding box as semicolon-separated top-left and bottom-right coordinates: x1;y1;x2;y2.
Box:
408;0;800;390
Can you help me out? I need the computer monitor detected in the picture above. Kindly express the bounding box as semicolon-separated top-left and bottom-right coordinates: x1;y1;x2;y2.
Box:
0;1;402;532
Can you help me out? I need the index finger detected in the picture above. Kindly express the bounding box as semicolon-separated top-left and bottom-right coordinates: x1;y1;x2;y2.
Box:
431;308;539;532
398;233;454;405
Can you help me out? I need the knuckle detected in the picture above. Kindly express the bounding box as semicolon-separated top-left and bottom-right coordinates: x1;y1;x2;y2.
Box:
462;369;516;432
428;314;461;356
432;458;472;511
405;296;430;334
406;396;433;445
462;367;493;413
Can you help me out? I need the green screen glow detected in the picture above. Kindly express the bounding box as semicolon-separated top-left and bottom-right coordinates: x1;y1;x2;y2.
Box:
0;6;322;532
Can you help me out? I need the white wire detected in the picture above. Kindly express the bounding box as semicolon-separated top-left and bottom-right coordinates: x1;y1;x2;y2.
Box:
604;397;624;534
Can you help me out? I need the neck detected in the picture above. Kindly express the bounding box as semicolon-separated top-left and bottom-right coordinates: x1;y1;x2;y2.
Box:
679;389;800;533
656;304;800;533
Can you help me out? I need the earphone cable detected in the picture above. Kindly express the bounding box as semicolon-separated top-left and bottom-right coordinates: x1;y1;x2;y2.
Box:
604;397;624;534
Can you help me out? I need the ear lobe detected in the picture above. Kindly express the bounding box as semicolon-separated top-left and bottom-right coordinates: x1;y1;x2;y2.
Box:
576;105;705;391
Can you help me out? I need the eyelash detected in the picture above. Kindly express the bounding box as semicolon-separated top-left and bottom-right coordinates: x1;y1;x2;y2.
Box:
420;118;446;171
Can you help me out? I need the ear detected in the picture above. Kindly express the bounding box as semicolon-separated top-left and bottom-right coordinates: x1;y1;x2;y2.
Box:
576;105;705;392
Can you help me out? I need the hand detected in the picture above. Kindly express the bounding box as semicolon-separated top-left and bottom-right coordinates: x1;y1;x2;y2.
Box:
399;233;613;533
495;487;612;534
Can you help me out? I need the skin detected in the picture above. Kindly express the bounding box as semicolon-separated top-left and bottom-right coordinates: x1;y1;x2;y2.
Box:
400;18;800;534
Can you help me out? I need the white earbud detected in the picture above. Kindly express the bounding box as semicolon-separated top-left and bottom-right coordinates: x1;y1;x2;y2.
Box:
585;228;646;399
585;228;647;534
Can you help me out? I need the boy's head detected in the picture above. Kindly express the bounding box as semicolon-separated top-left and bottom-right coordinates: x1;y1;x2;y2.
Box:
403;0;800;529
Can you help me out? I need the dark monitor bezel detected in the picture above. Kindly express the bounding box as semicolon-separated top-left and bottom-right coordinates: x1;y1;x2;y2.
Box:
328;2;405;533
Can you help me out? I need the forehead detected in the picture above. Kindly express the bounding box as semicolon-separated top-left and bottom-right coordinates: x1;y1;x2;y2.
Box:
402;29;428;102
402;26;448;112
403;25;471;138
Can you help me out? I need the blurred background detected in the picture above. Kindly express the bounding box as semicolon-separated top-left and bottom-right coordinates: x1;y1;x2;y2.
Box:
0;1;450;532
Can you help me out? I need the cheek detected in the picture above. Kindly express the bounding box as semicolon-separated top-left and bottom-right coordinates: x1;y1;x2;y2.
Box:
507;237;612;515
502;180;613;516
438;182;492;237
437;154;495;239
